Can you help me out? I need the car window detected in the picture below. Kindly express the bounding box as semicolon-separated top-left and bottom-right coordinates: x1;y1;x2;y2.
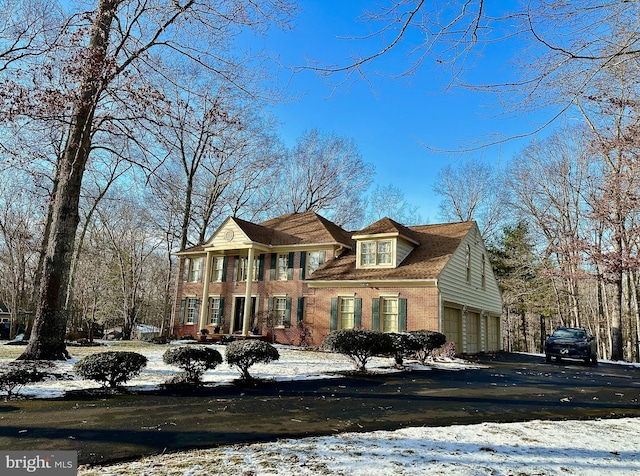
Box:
552;329;586;339
552;329;573;338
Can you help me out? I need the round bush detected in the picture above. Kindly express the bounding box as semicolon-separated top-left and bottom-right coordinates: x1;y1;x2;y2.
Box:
388;332;422;367
409;330;447;364
74;351;147;388
0;365;48;400
322;329;394;372
225;339;279;380
163;346;223;384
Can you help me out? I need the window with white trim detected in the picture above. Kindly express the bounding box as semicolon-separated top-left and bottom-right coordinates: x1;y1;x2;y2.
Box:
381;298;399;333
340;297;355;329
183;257;204;282
190;258;203;282
307;250;326;275
186;298;199;324
209;297;221;325
277;254;289;280
481;253;486;289
213;257;225;282
237;256;259;281
274;297;287;327
359;240;392;267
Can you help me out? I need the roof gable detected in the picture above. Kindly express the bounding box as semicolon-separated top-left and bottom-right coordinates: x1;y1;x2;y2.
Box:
177;211;352;253
352;217;420;245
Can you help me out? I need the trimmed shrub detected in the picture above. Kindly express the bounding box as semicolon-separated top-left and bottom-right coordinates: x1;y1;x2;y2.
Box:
225;339;279;380
74;351;147;388
388;332;422;367
322;329;394;372
409;330;447;364
0;364;49;400
163;346;223;384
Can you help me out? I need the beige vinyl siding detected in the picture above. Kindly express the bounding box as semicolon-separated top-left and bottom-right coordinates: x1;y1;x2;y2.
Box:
396;238;415;266
208;221;250;249
438;226;502;316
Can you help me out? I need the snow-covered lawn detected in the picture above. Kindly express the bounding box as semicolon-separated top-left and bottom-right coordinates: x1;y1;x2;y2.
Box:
2;340;639;475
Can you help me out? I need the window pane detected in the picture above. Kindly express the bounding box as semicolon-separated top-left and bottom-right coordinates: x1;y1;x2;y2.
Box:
275;297;287;326
382;298;398;332
278;254;288;280
361;242;376;265
187;299;198;324
209;298;220;324
190;258;203;282
213;258;224;281
307;251;326;275
377;241;392;264
340;298;355;329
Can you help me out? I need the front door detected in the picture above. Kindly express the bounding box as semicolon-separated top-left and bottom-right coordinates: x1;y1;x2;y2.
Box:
233;296;256;333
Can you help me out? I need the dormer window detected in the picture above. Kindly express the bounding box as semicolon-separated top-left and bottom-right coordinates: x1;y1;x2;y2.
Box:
360;240;392;267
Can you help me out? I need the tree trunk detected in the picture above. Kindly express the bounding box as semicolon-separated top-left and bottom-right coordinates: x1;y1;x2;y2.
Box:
18;0;117;360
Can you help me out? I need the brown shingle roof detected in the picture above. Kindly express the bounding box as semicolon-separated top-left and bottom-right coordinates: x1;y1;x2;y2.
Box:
307;221;475;281
353;217;421;244
259;211;353;247
233;217;300;246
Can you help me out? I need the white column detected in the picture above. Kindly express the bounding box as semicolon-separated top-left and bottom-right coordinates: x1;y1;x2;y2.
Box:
242;247;255;335
199;251;213;328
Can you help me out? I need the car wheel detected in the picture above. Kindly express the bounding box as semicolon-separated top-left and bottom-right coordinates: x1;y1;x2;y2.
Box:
545;354;551;363
591;354;598;365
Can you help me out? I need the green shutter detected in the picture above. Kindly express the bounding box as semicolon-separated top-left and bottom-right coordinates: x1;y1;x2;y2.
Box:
270;254;277;280
232;256;239;281
287;252;294;280
218;297;225;325
372;298;380;331
330;298;338;331
284;298;292;327
257;254;265;281
297;297;305;322
354;298;362;328
299;252;307;279
221;256;228;282
179;298;186;324
398;298;407;332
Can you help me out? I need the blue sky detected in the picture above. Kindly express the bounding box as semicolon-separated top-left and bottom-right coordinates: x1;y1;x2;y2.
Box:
261;1;534;222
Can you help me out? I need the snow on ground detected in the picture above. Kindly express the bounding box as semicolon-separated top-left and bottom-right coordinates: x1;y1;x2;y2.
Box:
77;417;640;476
2;340;640;475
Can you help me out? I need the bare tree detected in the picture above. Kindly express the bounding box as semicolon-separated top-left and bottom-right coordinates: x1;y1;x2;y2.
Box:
365;183;422;225
433;158;506;241
507;127;594;331
274;129;373;228
1;0;296;360
94;199;163;340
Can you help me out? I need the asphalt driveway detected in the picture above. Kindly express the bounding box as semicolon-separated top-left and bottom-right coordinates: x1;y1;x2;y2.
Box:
1;352;639;465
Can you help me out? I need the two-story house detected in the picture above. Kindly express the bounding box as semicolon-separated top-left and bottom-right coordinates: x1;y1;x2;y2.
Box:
173;211;503;353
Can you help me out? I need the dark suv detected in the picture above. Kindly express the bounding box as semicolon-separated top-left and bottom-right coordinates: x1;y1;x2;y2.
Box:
545;327;597;364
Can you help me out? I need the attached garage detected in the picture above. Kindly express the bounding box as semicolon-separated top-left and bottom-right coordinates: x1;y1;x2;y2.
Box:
487;315;501;351
466;311;480;353
442;306;462;351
